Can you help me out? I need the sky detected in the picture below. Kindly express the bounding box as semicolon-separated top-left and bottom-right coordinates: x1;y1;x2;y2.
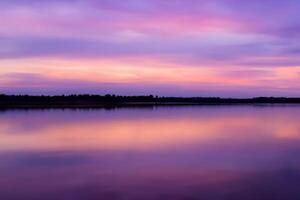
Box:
1;0;300;97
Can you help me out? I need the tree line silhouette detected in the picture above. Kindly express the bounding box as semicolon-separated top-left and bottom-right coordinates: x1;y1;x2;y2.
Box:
1;94;300;108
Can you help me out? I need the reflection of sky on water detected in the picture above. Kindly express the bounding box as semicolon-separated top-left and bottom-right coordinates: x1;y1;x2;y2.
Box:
0;106;300;199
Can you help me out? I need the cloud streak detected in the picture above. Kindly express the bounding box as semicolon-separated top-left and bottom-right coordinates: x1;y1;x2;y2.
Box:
0;0;300;96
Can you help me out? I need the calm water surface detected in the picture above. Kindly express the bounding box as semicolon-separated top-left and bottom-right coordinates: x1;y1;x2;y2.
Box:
1;106;300;200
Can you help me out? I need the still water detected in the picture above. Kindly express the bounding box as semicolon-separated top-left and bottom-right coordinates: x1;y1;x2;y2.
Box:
0;106;300;200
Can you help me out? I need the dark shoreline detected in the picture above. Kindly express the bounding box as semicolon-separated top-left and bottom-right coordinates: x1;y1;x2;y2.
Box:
1;94;300;109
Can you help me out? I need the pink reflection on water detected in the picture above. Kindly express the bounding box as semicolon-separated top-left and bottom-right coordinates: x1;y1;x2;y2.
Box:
0;106;300;199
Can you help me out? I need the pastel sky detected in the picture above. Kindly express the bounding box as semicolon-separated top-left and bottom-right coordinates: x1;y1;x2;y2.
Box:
1;0;300;97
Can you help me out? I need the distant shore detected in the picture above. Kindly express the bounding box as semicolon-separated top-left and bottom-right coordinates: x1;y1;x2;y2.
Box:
1;94;300;109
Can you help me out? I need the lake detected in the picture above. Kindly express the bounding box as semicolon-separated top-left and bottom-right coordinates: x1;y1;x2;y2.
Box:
0;105;300;200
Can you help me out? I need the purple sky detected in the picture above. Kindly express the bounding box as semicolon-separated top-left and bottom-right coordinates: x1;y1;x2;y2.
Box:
1;0;300;97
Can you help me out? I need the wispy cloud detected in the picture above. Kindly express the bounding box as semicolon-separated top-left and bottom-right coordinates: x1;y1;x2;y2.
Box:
0;0;300;96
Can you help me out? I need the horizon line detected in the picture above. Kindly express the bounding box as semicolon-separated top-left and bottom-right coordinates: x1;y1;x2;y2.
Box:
1;94;300;99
